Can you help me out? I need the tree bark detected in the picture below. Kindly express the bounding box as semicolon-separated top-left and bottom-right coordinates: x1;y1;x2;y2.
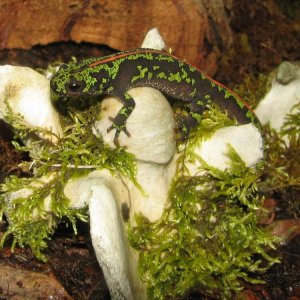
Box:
0;0;233;75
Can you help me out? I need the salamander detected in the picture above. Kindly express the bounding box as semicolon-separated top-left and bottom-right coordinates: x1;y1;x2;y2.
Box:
50;48;254;145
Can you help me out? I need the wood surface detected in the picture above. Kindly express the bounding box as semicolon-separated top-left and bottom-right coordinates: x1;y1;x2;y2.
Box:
0;0;233;74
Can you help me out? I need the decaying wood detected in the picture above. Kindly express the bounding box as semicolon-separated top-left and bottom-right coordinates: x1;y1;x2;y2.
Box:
0;0;234;74
0;265;72;299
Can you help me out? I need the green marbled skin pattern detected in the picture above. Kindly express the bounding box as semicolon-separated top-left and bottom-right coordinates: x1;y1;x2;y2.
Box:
50;48;254;144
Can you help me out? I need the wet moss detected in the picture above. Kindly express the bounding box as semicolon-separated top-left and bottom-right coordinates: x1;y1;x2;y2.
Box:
0;100;139;261
128;107;279;299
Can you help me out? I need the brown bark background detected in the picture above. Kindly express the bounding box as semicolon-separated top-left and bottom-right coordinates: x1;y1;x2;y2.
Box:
0;0;234;75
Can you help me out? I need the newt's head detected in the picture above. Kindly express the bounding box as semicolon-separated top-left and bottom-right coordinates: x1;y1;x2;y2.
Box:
50;60;110;97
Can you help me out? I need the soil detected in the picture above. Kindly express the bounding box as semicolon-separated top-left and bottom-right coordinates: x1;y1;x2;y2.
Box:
0;0;299;299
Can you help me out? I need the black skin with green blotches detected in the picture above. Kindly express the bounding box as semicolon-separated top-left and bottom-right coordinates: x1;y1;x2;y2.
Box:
50;48;254;146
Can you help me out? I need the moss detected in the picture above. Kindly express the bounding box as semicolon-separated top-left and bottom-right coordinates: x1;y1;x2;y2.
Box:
0;98;139;261
234;73;271;108
259;104;300;216
235;73;300;217
0;172;87;261
128;107;279;299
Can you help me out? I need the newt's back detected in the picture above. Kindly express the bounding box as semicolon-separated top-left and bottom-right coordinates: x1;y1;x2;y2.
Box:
51;48;255;144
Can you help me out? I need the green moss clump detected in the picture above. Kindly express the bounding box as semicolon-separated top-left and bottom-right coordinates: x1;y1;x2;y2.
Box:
0;100;139;261
235;74;300;216
234;73;271;109
128;107;279;299
0;172;87;261
259;104;300;215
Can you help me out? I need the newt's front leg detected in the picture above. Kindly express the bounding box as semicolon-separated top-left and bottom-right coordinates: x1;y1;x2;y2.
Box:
107;92;136;146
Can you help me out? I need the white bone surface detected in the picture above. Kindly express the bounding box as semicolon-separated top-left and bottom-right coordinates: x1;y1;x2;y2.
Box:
94;87;176;164
0;65;63;141
255;61;300;131
185;124;263;173
141;28;166;50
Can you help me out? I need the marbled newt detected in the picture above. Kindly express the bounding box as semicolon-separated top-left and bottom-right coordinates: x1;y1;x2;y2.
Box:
50;48;254;145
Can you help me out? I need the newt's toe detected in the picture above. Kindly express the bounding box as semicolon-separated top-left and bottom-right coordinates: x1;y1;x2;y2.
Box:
107;119;131;146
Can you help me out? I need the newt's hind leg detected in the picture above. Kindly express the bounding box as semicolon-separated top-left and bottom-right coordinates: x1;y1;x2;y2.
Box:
107;92;136;146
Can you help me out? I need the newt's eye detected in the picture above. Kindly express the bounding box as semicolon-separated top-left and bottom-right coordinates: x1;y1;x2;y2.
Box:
68;82;81;92
66;77;84;94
